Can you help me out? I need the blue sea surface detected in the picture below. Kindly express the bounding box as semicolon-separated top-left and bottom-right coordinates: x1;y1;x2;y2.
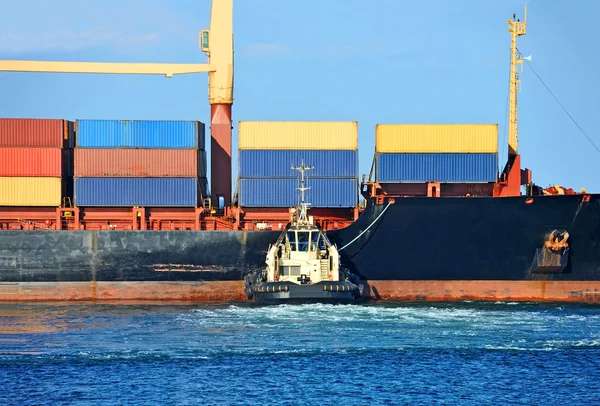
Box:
1;301;599;405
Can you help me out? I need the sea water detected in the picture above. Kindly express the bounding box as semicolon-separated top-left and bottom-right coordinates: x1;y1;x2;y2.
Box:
1;301;599;405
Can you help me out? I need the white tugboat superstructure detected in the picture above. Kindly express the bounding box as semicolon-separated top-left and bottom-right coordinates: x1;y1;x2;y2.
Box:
244;161;360;303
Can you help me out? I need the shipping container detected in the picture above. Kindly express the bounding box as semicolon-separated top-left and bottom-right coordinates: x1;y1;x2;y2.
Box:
0;177;63;206
0;148;69;177
375;124;498;153
74;149;207;178
76;120;205;149
238;149;357;178
238;178;358;208
74;177;206;207
375;153;498;183
0;118;74;148
238;121;358;150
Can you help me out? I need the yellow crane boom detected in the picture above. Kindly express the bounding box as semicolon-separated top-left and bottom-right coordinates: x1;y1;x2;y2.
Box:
0;0;233;105
0;61;215;77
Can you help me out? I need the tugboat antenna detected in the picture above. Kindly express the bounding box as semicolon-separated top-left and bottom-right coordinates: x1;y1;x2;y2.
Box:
291;160;314;224
292;160;314;204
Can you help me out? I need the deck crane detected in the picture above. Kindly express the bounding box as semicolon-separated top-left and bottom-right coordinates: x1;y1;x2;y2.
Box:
494;4;531;197
0;0;234;209
508;4;528;158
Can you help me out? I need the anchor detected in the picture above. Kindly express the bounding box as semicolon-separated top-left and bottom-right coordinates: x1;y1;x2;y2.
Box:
529;229;570;274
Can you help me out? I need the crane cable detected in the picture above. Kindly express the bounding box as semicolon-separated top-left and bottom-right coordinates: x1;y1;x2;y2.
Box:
338;201;392;252
518;48;600;155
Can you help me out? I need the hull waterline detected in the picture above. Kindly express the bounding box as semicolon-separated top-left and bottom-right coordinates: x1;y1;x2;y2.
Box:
1;280;600;303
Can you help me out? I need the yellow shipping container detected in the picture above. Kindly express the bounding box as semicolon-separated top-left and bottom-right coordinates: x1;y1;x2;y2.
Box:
238;121;358;150
0;177;63;206
375;124;498;153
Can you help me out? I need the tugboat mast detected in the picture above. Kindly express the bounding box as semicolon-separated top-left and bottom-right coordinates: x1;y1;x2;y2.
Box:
291;160;314;225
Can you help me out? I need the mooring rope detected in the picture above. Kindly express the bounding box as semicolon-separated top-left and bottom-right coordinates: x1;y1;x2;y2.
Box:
338;201;393;252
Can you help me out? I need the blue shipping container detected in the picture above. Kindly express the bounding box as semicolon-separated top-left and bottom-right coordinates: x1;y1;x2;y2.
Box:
76;120;205;149
376;153;498;183
238;149;358;178
75;177;207;207
238;178;358;208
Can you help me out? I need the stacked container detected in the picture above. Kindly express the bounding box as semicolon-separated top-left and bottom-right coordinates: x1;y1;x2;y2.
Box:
236;121;359;208
74;120;207;207
374;124;499;183
0;118;74;206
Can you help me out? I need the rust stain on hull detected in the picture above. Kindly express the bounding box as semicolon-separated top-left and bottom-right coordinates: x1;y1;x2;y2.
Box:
362;280;600;303
0;281;245;302
2;280;600;303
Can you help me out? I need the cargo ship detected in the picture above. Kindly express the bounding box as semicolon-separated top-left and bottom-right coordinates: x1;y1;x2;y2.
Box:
1;2;599;303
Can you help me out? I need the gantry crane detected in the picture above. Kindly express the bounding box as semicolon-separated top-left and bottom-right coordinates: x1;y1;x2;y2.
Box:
0;0;234;208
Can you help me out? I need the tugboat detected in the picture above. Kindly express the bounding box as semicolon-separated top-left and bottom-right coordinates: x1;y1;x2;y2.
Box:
243;162;361;304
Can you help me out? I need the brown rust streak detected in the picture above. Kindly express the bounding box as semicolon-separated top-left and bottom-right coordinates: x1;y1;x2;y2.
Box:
362;280;600;303
3;280;600;303
0;281;246;302
91;281;98;301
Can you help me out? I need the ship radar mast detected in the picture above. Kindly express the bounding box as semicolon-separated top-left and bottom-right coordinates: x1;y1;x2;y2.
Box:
507;4;528;157
291;160;314;225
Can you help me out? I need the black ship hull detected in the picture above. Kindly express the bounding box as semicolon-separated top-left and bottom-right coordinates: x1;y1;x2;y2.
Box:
334;194;600;281
1;194;599;302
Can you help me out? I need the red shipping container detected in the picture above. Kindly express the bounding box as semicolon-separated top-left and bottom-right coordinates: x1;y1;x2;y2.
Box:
0;118;74;148
74;149;206;177
0;147;71;177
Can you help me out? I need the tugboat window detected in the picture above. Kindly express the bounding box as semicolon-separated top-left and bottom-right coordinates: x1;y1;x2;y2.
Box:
287;231;297;251
311;232;320;252
297;232;309;252
319;237;327;250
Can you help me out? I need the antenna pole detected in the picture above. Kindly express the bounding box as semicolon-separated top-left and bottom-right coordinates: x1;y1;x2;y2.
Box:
291;160;314;224
507;5;527;157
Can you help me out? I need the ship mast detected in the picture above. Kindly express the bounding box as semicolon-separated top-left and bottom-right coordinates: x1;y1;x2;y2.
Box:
507;5;528;157
291;160;314;225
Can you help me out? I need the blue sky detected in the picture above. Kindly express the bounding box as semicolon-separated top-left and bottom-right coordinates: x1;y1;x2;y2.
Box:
1;0;598;192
